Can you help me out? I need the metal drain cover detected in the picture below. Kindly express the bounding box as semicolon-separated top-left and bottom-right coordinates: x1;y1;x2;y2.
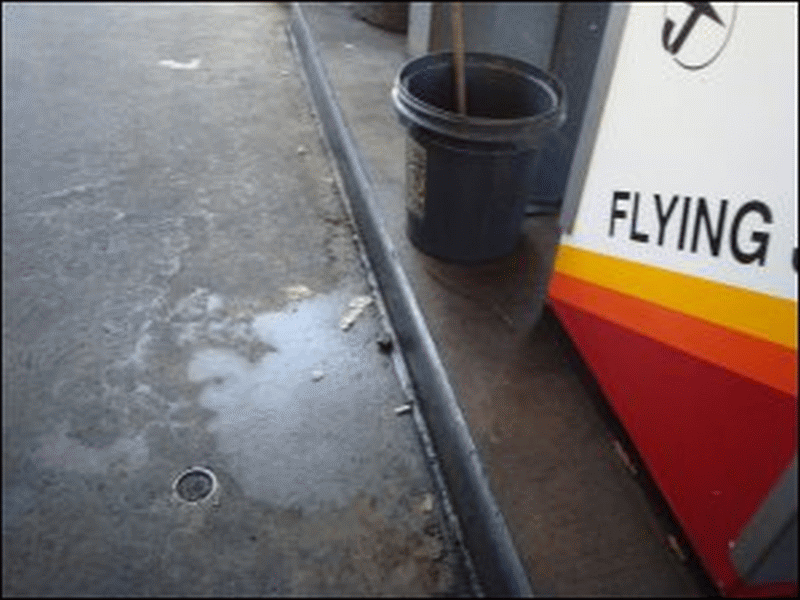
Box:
174;466;216;502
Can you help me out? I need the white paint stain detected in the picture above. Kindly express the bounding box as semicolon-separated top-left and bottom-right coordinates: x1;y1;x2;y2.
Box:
206;293;224;314
131;330;153;366
32;177;125;203
158;58;201;70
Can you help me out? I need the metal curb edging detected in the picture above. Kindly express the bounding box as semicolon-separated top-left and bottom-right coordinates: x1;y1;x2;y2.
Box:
287;4;535;597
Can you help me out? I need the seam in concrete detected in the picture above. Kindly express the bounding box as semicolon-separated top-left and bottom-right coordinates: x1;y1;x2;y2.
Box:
287;4;535;597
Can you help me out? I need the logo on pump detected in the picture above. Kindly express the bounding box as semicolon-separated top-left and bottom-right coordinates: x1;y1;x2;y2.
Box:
662;2;737;70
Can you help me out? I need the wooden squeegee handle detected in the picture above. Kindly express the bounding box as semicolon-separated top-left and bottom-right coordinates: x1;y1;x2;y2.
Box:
451;2;467;116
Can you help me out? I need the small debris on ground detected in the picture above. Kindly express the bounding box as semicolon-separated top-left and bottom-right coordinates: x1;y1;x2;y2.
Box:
311;370;325;382
340;295;373;331
376;333;393;353
280;69;290;76
344;43;355;50
420;493;435;513
413;536;444;561
297;145;309;155
394;403;412;416
666;534;687;563
283;284;314;301
612;439;638;476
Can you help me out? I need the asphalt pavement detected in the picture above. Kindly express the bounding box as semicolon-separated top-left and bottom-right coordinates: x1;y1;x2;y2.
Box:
2;3;475;596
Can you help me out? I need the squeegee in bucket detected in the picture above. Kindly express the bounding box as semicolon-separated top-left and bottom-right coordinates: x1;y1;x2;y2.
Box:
451;2;467;116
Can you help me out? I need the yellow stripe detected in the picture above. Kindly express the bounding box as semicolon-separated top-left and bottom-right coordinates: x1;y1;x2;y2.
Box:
553;244;797;349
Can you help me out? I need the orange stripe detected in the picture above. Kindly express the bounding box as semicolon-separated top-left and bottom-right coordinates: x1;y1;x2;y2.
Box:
549;272;797;397
553;245;797;349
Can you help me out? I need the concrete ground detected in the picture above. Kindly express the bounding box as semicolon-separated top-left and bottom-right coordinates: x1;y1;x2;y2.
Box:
2;3;475;596
297;2;711;596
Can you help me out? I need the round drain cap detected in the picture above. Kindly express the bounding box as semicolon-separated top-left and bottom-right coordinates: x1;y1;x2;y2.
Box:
174;466;217;503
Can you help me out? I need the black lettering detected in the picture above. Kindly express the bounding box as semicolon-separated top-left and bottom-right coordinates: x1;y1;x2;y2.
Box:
610;191;629;237
677;196;691;250
630;192;649;243
730;201;772;266
691;198;728;256
654;194;680;246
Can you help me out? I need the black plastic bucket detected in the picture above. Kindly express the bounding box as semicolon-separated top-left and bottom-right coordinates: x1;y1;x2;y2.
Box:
391;52;566;263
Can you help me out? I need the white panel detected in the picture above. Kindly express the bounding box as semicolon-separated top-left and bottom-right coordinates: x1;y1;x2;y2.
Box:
563;3;797;300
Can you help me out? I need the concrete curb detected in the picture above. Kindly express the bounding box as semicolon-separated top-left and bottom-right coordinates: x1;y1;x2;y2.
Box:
287;4;535;597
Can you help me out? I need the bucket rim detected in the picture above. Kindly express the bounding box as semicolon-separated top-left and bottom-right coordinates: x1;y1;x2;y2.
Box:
392;51;566;141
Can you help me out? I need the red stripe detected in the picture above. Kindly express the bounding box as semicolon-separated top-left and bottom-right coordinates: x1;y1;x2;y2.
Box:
550;299;797;597
548;271;797;396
